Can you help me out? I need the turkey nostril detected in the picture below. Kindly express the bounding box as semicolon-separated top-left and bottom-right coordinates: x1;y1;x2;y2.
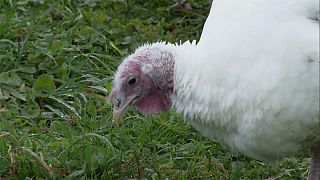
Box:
115;98;121;109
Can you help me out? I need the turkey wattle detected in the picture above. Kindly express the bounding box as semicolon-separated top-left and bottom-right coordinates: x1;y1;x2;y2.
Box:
109;0;320;179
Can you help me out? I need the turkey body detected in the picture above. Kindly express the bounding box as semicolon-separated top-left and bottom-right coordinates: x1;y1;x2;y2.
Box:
172;0;319;162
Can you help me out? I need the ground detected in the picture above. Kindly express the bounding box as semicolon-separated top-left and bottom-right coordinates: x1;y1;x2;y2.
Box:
0;0;309;179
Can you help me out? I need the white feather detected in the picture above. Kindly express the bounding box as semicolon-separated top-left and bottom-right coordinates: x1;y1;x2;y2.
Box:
172;0;319;161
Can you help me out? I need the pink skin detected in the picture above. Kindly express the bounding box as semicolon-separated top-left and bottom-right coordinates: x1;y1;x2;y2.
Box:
109;47;174;122
109;62;170;114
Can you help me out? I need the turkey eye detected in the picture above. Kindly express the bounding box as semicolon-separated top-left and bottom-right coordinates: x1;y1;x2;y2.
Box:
127;77;137;85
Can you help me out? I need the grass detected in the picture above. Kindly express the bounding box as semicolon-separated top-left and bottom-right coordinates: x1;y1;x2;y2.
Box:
0;0;310;179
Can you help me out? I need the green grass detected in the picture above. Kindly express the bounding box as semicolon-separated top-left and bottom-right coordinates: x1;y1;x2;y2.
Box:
0;0;310;179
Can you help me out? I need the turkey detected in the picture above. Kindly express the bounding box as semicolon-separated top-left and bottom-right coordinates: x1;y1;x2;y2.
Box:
109;0;320;179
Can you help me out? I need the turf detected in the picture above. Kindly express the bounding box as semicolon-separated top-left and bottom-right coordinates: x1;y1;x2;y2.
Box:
0;0;310;179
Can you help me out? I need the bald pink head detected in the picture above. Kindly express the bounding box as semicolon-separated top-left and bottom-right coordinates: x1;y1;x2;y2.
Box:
109;43;175;122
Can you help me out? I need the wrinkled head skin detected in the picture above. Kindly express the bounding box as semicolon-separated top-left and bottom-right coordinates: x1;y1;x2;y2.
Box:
109;43;175;124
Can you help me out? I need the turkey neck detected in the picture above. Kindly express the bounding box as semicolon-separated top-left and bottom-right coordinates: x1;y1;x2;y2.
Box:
139;43;177;110
150;48;175;99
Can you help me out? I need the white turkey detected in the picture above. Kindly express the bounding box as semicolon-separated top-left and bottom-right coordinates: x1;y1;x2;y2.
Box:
109;0;320;179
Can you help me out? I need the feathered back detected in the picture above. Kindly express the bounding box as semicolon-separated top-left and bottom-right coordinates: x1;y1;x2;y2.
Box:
173;0;319;161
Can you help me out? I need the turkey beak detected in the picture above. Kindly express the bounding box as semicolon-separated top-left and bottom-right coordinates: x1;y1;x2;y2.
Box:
112;95;137;124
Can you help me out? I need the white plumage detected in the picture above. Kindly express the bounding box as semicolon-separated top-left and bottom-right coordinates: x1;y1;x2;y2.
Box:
172;0;319;162
110;0;320;178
